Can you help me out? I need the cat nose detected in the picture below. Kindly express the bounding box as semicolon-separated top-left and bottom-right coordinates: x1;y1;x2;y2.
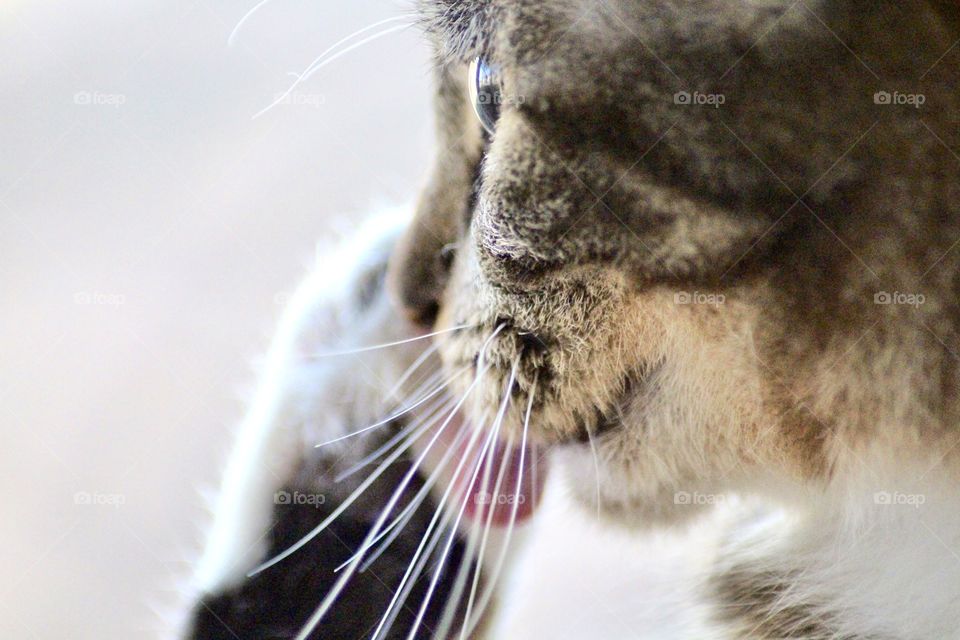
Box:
388;218;456;328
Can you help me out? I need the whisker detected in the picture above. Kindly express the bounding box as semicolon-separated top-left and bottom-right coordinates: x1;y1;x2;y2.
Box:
282;13;410;79
476;323;506;371
314;365;468;449
305;324;472;359
344;418;475;573
227;0;275;46
294;366;489;640
248;402;448;578
364;323;506;567
397;366;447;410
375;502;461;639
455;428;516;639
253;22;412;120
383;341;441;404
370;391;493;639
389;423;500;640
403;360;519;640
462;374;538;637
434;390;516;638
433;501;484;639
334;395;454;484
268;13;408;54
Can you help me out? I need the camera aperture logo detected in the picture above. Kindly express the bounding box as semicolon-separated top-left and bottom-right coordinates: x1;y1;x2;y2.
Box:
73;91;126;108
74;491;126;508
873;90;925;109
674;90;725;108
873;491;925;508
272;92;325;108
874;291;925;308
674;491;726;505
674;291;725;306
476;91;525;107
74;291;126;306
474;491;525;506
274;490;326;508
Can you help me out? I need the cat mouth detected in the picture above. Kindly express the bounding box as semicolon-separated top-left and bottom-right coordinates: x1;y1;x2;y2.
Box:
408;389;548;529
426;408;548;528
432;320;641;509
456;435;547;526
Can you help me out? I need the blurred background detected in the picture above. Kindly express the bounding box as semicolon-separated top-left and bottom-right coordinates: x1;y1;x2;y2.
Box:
1;1;434;637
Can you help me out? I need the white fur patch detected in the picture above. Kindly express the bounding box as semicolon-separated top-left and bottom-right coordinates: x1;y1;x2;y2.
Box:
192;207;413;595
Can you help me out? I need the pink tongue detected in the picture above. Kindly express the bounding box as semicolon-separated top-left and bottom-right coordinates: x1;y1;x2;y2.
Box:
458;437;546;527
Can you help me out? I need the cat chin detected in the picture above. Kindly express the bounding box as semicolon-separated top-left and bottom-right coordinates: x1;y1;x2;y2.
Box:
550;444;714;531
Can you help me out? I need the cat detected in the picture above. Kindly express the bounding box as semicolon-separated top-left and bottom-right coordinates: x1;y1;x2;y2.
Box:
187;1;960;638
394;0;960;637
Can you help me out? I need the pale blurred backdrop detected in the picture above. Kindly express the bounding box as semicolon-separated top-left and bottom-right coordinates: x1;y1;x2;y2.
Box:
1;1;433;638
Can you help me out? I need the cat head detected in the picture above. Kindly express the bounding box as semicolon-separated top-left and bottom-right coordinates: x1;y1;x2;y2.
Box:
389;0;960;522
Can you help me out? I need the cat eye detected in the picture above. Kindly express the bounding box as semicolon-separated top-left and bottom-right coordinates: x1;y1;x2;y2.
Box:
468;57;503;135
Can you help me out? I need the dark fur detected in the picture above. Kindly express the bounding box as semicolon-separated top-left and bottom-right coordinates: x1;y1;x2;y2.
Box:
187;427;471;640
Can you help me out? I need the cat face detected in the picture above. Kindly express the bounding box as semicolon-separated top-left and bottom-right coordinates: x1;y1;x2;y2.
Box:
390;0;960;521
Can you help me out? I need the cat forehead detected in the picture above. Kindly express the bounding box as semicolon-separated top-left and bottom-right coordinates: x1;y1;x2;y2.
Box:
418;0;804;65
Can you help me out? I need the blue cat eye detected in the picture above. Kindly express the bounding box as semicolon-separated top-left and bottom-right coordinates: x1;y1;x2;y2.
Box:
468;57;503;135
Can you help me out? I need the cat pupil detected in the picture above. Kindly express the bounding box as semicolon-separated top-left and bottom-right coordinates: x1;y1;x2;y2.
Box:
468;57;502;135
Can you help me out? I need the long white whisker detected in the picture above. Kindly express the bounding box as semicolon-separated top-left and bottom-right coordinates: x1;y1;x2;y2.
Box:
434;389;515;639
371;396;491;639
253;22;411;120
433;503;484;639
227;0;275;47
375;500;460;639
314;366;468;448
306;324;472;359
456;427;516;639
463;375;537;637
283;14;408;60
383;342;441;403
405;360;518;640
294;366;488;640
398;366;447;409
248;409;439;578
344;416;474;573
393;422;499;640
334;395;453;484
372;327;504;639
476;323;506;371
